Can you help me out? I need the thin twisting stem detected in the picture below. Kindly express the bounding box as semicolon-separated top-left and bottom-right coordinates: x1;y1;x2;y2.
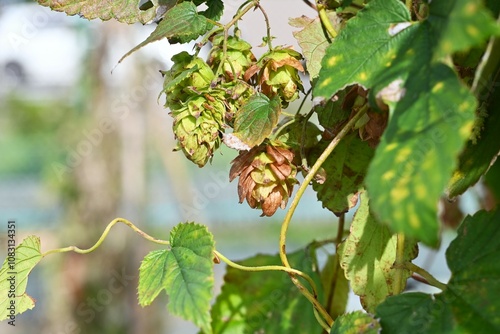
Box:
42;218;169;257
279;106;368;328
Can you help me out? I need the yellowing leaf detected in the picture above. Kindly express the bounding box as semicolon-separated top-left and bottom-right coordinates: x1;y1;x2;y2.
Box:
339;192;417;313
37;0;156;24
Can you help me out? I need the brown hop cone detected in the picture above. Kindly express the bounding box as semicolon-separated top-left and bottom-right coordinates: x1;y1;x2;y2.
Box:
229;144;298;216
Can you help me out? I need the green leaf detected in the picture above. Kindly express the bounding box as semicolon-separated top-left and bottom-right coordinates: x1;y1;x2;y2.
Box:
275;118;321;153
320;254;349;319
200;0;224;22
339;192;417;313
314;0;496;245
210;249;323;333
119;2;210;63
314;88;350;130
309;133;374;215
233;93;281;148
138;223;215;334
377;208;500;333
0;235;42;321
447;32;500;197
330;311;381;334
290;12;341;79
433;0;500;58
37;0;156;24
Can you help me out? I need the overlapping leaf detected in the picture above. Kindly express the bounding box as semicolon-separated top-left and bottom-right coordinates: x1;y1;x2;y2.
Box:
37;0;156;24
330;311;381;334
309;133;374;215
233;93;281;148
119;2;210;63
376;209;500;333
314;0;499;245
339;192;417;313
448;32;500;197
290;12;341;79
0;236;42;321
209;249;323;333
138;223;215;334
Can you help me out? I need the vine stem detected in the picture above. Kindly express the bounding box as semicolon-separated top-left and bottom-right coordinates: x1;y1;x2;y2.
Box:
42;218;169;257
256;3;273;51
405;262;447;291
279;106;368;328
213;250;330;332
317;2;337;38
393;232;406;294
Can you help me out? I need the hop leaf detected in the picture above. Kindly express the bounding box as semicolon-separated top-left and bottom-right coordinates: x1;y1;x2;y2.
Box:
229;143;298;216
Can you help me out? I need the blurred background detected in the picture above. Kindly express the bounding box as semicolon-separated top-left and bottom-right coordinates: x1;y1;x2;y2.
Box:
0;0;491;333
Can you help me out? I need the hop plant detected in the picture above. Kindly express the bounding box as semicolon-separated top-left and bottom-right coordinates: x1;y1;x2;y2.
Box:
245;47;304;107
229;143;298;216
208;34;256;81
171;92;226;167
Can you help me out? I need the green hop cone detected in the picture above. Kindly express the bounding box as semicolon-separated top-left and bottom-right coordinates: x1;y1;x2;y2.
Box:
162;51;215;110
244;47;304;107
229;143;298;216
172;92;225;167
208;34;256;81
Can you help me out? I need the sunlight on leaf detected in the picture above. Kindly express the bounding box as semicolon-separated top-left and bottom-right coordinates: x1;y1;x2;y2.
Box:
339;192;417;313
313;0;496;245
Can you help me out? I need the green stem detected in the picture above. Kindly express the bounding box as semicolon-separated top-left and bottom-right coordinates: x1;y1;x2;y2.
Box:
393;232;406;294
42;218;169;257
317;2;337;38
336;213;345;245
406;262;447;290
279;106;368;328
300;108;315;171
256;3;273;51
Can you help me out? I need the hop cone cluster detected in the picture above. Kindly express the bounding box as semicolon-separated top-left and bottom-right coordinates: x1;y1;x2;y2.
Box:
229;143;298;216
162;52;224;167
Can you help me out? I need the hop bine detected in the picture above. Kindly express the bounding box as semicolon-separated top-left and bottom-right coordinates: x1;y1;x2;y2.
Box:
230;143;298;216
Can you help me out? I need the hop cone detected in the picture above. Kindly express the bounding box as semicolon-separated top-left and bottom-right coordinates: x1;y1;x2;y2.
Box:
229;143;298;216
172;93;225;167
162;51;215;110
245;47;304;107
208;35;256;81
